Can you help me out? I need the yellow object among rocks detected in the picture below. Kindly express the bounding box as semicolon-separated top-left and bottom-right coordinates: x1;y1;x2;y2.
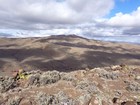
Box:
19;73;28;79
17;69;29;80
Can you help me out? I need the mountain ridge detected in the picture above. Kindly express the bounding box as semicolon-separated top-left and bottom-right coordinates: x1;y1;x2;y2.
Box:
0;35;140;75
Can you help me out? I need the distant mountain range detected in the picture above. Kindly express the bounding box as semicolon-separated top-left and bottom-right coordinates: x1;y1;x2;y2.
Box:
0;33;140;44
0;35;140;74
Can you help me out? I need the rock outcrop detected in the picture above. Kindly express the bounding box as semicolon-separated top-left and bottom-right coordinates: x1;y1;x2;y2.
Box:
0;65;140;105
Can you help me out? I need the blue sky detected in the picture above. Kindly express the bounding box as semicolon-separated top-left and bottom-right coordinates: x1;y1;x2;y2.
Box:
0;0;140;44
109;0;140;17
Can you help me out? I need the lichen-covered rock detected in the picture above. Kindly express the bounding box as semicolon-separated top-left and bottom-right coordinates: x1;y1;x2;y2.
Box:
26;71;61;86
76;80;98;95
0;65;140;105
39;71;60;85
0;76;17;93
77;94;91;105
93;68;107;73
26;70;42;75
7;96;22;105
126;82;140;92
110;65;122;71
56;91;76;105
99;72;119;80
36;92;58;105
36;91;76;105
26;74;40;86
61;72;76;82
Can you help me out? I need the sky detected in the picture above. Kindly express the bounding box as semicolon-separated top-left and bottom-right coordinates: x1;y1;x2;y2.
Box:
0;0;140;43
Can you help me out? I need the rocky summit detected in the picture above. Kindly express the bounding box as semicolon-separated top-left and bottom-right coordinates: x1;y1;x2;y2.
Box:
0;65;140;105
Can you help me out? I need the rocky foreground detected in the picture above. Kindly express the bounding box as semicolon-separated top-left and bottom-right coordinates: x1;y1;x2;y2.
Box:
0;65;140;105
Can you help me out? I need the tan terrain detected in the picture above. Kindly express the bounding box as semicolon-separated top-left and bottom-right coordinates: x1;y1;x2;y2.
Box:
0;35;140;74
0;35;140;105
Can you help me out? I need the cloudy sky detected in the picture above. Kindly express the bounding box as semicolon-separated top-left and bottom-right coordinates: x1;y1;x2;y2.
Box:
0;0;140;42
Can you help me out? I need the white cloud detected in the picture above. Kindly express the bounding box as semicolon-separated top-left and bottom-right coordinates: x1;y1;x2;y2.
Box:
107;7;140;27
0;0;140;41
0;0;114;29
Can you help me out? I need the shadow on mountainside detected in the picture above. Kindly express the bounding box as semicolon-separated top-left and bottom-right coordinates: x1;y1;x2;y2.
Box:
0;47;64;61
24;56;82;72
0;37;140;72
0;45;72;71
53;42;139;53
80;51;140;68
21;50;140;72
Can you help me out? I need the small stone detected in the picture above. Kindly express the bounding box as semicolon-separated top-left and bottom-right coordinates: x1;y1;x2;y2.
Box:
19;99;31;105
112;97;118;104
111;65;122;71
135;76;140;80
94;100;99;104
79;70;87;77
121;101;137;105
77;94;92;105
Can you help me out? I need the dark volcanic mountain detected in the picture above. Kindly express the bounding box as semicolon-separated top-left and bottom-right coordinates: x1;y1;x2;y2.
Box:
0;35;140;75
